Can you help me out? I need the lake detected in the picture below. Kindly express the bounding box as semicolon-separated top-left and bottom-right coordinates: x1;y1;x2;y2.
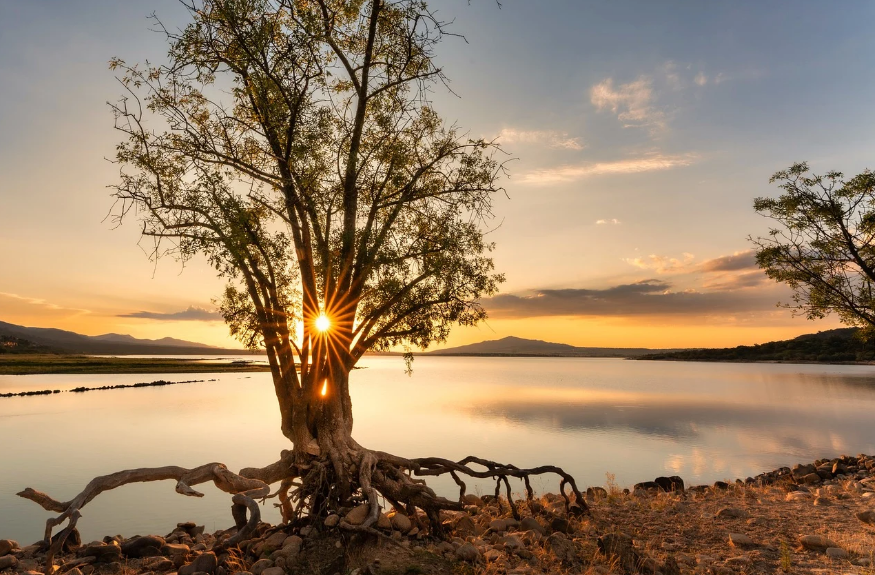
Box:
3;356;875;544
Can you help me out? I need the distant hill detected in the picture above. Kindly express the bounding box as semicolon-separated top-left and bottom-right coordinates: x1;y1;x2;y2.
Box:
427;336;676;358
0;321;253;355
638;328;874;363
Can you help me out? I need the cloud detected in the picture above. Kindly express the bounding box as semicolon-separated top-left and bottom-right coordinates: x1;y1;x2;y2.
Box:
497;128;583;151
520;153;695;185
590;76;666;132
596;218;621;225
700;250;757;272
119;306;222;321
484;279;776;318
625;253;696;274
703;271;768;291
0;291;90;316
694;72;708;86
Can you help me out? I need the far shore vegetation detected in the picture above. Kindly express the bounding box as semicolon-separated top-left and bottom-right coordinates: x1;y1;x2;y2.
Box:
0;354;270;375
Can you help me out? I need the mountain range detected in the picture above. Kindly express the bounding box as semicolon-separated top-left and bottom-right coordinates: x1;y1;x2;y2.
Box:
0;321;250;355
427;336;678;357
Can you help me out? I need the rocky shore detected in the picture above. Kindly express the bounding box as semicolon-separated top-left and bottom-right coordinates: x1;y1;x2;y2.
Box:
4;454;875;575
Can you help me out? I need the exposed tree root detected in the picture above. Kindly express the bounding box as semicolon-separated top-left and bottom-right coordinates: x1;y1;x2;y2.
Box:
18;444;587;573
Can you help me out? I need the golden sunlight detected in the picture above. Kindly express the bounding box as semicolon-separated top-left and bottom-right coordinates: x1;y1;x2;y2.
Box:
320;380;328;397
315;313;331;332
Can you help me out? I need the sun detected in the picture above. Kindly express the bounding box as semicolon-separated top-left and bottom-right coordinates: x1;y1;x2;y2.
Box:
315;313;331;333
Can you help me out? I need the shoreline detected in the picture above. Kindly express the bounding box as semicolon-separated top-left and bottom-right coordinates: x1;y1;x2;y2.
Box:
0;355;271;375
4;454;875;575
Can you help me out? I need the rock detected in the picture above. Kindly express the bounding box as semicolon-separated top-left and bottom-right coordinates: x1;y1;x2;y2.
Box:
453;515;478;536
586;486;608;499
344;504;370;526
160;543;191;567
261;569;284;575
634;481;661;492
324;514;340;528
262;532;287;551
728;533;754;547
483;549;502;562
249;559;273;575
499;535;523;550
716;507;748;519
857;510;875;524
390;513;412;533
142;557;174;572
519;517;546;535
0;541;18;557
597;533;637;572
826;547;849;559
654;476;685;492
547;533;577;563
801;472;822;485
376;513;391;530
299;525;314;538
454;543;480;563
813;497;832;506
51;529;81;554
462;494;482;507
792;463;817;479
179;552;217;575
550;518;570;534
281;535;302;553
0;555;19;570
799;535;838;551
122;536;166;558
68;568;83;575
83;543;122;562
713;481;730;490
488;518;518;532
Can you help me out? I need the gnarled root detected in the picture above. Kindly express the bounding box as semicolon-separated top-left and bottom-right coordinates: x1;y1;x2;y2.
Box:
18;462;274;574
18;443;587;572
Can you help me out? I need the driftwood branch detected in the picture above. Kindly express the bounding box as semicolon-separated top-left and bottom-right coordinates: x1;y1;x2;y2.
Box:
18;462;273;575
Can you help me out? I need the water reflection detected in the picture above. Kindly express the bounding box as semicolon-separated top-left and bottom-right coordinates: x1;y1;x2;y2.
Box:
3;357;875;545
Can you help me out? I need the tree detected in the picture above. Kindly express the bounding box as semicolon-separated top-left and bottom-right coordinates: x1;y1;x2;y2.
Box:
752;162;875;334
19;0;586;562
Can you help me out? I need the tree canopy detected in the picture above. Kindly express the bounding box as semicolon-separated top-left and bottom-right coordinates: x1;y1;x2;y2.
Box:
752;162;875;333
109;0;505;445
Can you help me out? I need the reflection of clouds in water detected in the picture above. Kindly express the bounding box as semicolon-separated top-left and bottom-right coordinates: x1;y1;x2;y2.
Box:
465;395;875;475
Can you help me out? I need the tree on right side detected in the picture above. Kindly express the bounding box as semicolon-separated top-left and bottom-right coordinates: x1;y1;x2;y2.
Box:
752;162;875;334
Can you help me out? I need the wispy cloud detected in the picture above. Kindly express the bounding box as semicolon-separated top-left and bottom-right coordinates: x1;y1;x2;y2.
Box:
596;218;621;225
520;153;695;185
497;128;583;151
0;291;90;316
625;253;696;274
700;250;757;272
119;306;222;321
484;279;777;318
591;76;666;133
694;72;708;86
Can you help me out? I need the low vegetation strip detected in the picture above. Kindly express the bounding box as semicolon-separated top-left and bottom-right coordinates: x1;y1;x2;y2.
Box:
639;327;875;363
0;379;208;398
0;355;270;375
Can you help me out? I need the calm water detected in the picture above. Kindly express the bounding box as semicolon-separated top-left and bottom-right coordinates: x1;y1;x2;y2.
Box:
3;356;875;543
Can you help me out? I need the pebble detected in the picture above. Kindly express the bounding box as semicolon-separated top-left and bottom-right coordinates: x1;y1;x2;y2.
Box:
799;535;838;551
826;547;849;559
716;507;748;519
0;541;18;556
857;510;875;524
455;543;480;562
344;504;371;525
0;555;19;570
728;533;754;547
324;514;340;528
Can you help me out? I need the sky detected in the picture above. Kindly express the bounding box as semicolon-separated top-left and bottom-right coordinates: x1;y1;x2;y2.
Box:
2;0;874;349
